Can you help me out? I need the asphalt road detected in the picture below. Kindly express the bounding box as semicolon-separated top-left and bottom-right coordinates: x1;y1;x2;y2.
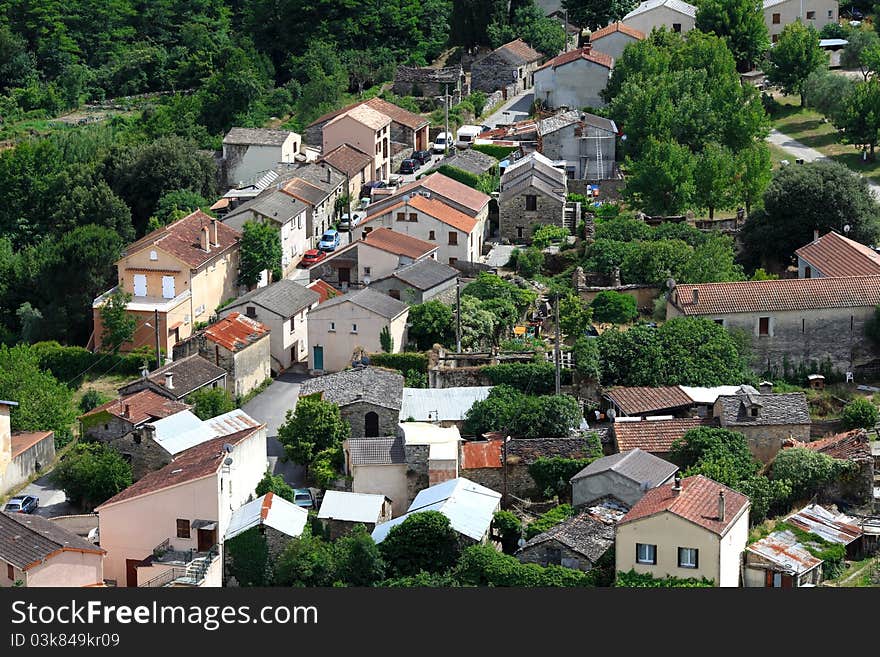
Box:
482;90;535;129
19;472;75;518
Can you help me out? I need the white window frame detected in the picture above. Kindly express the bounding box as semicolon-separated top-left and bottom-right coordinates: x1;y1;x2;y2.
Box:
351;323;358;333
678;547;698;569
329;322;336;332
149;250;158;261
636;543;656;565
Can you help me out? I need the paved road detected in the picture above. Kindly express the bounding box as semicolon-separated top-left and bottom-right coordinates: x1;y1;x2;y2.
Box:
482;90;535;129
19;473;75;518
241;371;308;487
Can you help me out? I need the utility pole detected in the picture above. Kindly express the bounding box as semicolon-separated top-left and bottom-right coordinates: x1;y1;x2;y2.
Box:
554;294;561;395
444;82;450;157
456;279;462;352
564;8;569;52
502;435;509;507
154;308;161;371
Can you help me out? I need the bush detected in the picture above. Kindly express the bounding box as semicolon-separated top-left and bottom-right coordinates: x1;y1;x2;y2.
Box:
471;144;519;160
771;447;855;501
572;336;601;380
255;469;295;503
524;504;576;540
532;225;570;249
379;511;462;577
482;362;559;394
841;397;878;429
529;456;596;500
615;570;714;587
590;290;638;324
462;386;583;438
49;442;133;511
31;341;155;385
454;544;593;587
186;387;235;420
404;369;428;388
78;389;110;414
512;247;544;278
368;352;429;374
226;527;272;586
491;511;523;554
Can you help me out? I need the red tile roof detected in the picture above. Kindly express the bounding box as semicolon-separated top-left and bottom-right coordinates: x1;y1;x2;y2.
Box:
308;97;429;131
672;275;880;315
124;210;240;269
590;21;646;41
613;417;710;453
620;475;750;536
204;312;270;352
378;194;479;234
97;426;263;508
363;227;438;259
78;390;190;425
537;46;614;72
495;38;543;64
320;144;374;177
10;431;53;459
461;439;503;469
307;279;341;304
606;386;693;416
795;231;880;277
373;173;490;216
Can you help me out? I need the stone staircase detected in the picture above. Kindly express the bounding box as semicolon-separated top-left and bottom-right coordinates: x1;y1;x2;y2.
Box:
166;554;214;587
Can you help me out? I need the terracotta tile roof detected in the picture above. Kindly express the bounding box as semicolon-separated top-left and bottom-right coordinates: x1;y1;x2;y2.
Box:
281;177;329;207
320;144;374;177
619;475;749;536
328;104;391;131
363;227;437;259
79;390;190;425
605;386;694;416
124;210;240;269
307;279;341;304
590;21;646;41
389;194;479;233
492;38;543;65
461;439;503;469
799;428;871;461
613;417;711;453
537;46;614;72
671;275;880;315
10;431;53;459
371;173;490;216
795;231;880;277
203;312;270;352
308;97;428;130
97;426;262;508
0;512;104;570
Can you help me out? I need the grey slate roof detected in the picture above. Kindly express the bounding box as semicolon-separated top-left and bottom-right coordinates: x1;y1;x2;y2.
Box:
570;448;678;487
223;128;294;146
517;512;615;562
499;175;567;204
224;280;320;319
380;258;458;291
224;189;307;225
434;149;498;176
291;163;347;194
309;287;409;319
349;436;406;465
299;366;405;410
717;392;810;426
395;65;463;85
0;512;103;570
119;355;227;399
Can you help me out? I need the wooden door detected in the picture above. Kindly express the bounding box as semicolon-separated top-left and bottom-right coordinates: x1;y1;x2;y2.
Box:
126;559;140;587
313;346;324;370
338;267;351;284
197;528;216;552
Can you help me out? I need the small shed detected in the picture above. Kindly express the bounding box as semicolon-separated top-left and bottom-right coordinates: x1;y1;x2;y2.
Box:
317;491;393;539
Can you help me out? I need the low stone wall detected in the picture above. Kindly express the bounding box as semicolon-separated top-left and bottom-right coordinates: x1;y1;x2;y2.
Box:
429;365;493;389
810;419;846;439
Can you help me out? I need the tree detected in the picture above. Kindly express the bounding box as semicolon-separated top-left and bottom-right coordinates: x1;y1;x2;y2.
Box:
562;0;638;29
512;246;544;278
734;142;773;216
239;220;282;287
255;469;296;503
459;295;498;350
463;272;536;314
833;78;880;160
225;527;272;586
624;139;696;215
590;290;638;324
292;41;349;124
78;389;110;414
49;442;133;510
154;190;211;225
462;385;582;438
379;511;462;577
840;28;880;81
841;397;879;429
678;234;745;284
0;344;76;437
335;526;386;586
804;69;856;119
693;143;737;220
669;426;759;483
277;396;350;470
764;20;827;105
100;290;136;353
621;239;691;286
572;336;601;380
16;302;44;343
274;531;338;587
186;387;235;420
529;456;596;499
771;447;853;501
408;301;454;350
379;325;394;353
491;511;523;554
559;293;593;336
513;4;566;57
595;215;652;242
695;0;770;71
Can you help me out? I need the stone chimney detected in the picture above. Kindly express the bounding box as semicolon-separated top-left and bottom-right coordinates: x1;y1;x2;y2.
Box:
718;490;726;522
324;165;331;184
671;472;682;495
692;288;699;305
813;228;820;242
211;219;219;246
759;380;773;395
123;403;131;419
201;226;211;252
164;372;174;390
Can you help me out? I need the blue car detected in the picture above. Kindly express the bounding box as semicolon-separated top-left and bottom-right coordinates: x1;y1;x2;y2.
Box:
318;229;340;252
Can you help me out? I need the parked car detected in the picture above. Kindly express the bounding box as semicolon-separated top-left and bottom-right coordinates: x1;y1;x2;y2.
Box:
412;150;432;166
293;488;315;509
4;495;38;514
359;180;387;199
338;211;364;231
318;229;341;252
358;197;372;210
399;158;419;175
433;132;450;154
300;249;327;267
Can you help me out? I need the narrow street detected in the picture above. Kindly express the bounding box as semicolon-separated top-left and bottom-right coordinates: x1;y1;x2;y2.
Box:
19;472;75;518
481;90;535;129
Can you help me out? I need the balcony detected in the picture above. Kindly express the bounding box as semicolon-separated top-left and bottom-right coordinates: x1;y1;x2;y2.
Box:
139;539;220;587
92;285;191;312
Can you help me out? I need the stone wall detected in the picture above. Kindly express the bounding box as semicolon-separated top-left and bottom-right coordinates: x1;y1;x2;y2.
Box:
174;333;271;399
729;423;811;464
499;188;565;243
105;429;173;481
819;457;874;505
342;401;400;438
810;419;845;439
405;443;430;508
517;540;595;572
577;285;661;313
81;414;136;443
567;178;625;202
428;365;493;389
324;519;377;541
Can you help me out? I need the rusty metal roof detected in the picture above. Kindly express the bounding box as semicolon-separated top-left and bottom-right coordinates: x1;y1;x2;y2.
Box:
461;439;503;469
785;504;862;545
204;312;270;352
746;530;823;574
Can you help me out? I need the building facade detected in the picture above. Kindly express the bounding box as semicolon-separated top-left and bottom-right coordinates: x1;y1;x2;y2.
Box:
534;46;614;111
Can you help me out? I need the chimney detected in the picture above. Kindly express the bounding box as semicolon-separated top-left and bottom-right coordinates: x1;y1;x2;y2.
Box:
813;228;820;242
759;380;773;395
718;490;726;522
123;403;131;419
211;219;219;246
324;165;331;184
692;288;699;305
672;472;682;495
201;226;211;252
164;373;174;390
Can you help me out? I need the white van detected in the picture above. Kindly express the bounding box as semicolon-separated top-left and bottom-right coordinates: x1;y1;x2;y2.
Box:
433;132;450;154
456;125;483;148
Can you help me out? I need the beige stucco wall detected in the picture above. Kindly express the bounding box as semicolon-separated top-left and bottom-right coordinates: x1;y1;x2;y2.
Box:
365;208;484;265
308;305;408;373
351;464;409;517
189;250;240;323
615;507;749;587
622;7;695;35
323;115;391;181
0;405;11;477
25;549;104;588
534;58;611;110
764;0;837;40
590;32;640;62
223;209;307;277
358;243;412;282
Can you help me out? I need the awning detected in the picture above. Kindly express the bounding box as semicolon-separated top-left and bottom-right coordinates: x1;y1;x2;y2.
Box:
191;520;217;531
167;321;183;331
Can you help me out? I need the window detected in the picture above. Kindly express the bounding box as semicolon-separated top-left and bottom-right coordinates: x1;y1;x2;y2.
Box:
806;10;815;19
759;316;770;336
397;212;406;222
328;322;336;332
363;266;371;276
525;195;537;211
772;33;779;43
772;12;780;23
714;318;724;326
751;407;759;417
351;323;358;333
517;227;524;239
802;318;806;333
409;213;417;222
427;230;436;240
7;564;13;580
449;257;457;265
828;9;833;18
176;519;191;539
678;547;698;569
246;306;257;319
672;22;681;32
804;266;812;278
851;315;855;332
636;543;657;565
149;250;158;261
448;232;458;246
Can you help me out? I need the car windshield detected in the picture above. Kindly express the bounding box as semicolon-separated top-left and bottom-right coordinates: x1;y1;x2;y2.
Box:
4;503;21;511
321;232;335;240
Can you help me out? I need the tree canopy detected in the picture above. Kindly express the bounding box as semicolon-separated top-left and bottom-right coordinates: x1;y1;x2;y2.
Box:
764;20;827;105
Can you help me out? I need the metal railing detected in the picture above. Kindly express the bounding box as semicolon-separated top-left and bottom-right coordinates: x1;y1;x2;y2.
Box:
140;567;187;588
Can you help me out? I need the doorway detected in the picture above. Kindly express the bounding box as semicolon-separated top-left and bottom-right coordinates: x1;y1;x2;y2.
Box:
365;411;379;437
126;559;140;587
338;267;351;284
197;527;217;553
313;346;324;370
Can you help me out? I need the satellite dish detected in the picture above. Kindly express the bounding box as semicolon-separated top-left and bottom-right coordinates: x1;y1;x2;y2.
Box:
223;443;234;453
224;457;233;466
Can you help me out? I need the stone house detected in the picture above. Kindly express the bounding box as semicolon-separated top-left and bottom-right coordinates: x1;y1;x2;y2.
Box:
516;511;615;572
783;428;874;504
307;288;409;373
366;172;491;229
398;422;463;492
471;39;544;94
317;491;393;540
277;162;347;247
220;280;320;372
666;276;880;377
91;211;241;355
499;152;567;243
173;312;271;400
221;128;301;189
534;45;614;111
611;417;711;460
320;144;375;204
795;230;880;279
79;389;190;444
300;367;404;438
393;65;466;104
763;0;838;44
615;474;750;587
0;401;57;496
117;354;228;402
621;0;697;35
713;390;811;463
538;110;618;180
570;448;678;508
368;258;459;305
588;22;645;62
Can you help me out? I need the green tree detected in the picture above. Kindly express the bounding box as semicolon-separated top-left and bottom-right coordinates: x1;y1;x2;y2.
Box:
572;336;601;380
154;190;212;225
335;525;386;586
669;426;759;480
186;387;235;420
78;389;110;414
562;0;638;29
100;290;136;353
559;293;593;336
0;344;76;437
491;511;523;554
512;246;544;278
590;290;638;324
225;527;272;586
274;530;338;587
841;397;879;429
833;78;880;160
678;234;745;284
594;215;651;242
292;40;349;124
529;456;596;499
255;468;296;503
239;220;282;287
408;301;454;350
462;385;582;438
379;511;462;577
771;447;853;501
734;142;773;216
459;295;498;350
621;239;691;285
49;442;132;510
804;68;856;119
693;143;737;220
379;325;394;353
277;396;350;470
624;139;696;215
764;20;827;105
695;0;770;71
840;28;880;81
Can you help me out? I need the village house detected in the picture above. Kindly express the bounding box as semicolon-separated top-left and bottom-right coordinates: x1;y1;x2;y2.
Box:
499;151;567;243
615;474;750;587
79;389;190;444
603;383;766;419
399;422;463;490
533;45;614;111
366;172;491;228
345;435;408;517
308;227;438;291
570;448;678;508
320;144;375;204
300;366;404;438
0;400;56;496
317;491;393;540
666;276;880;377
322;105;392;182
221;128;301;189
392;65;466;104
371;477;501;545
117;354;228;402
588;22;645;61
91;211;241;355
221;189;309;277
784;428;875;504
210;169;282;218
307;288;409;373
400;387;493;427
538;110;618;180
471;39;544;94
621;0;697;35
367;257;459;305
516;511;616;572
278;163;347;247
764;0;838;43
611;417;710;460
795;230;880;279
219;280;320;372
0;512;105;587
96;422;267;587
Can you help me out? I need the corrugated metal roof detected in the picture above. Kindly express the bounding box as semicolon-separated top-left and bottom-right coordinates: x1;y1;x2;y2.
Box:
746;530;823;574
317;491;388;523
150;409;261;455
399;422;462;445
785;504;862;545
399;386;493;422
225;492;308;541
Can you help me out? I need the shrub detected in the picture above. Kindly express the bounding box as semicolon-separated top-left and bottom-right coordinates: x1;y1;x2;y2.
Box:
512;247;544;278
482;361;558;394
49;442;133;511
255;468;295;503
771;447;855;501
462;386;582;438
404;369;428;388
368;352;429;374
615;569;714;587
590;290;638;324
491;511;523;554
528;456;595;500
226;527;272;586
186;387;235;420
78;389;110;414
524;504;576;540
471;144;519;160
379;326;394;353
841;397;878;429
532;225;570;249
572;336;601;380
379;511;462;577
454;544;593;587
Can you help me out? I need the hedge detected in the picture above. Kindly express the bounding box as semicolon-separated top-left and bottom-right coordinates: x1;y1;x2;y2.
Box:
471;144;519;160
31;341;156;386
434;164;483;190
615;570;714;587
369;352;429;374
482;362;571;394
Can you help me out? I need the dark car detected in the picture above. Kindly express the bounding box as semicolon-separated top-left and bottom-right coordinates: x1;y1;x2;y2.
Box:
4;495;38;514
359;180;387;199
399;159;419;175
412;150;432;166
